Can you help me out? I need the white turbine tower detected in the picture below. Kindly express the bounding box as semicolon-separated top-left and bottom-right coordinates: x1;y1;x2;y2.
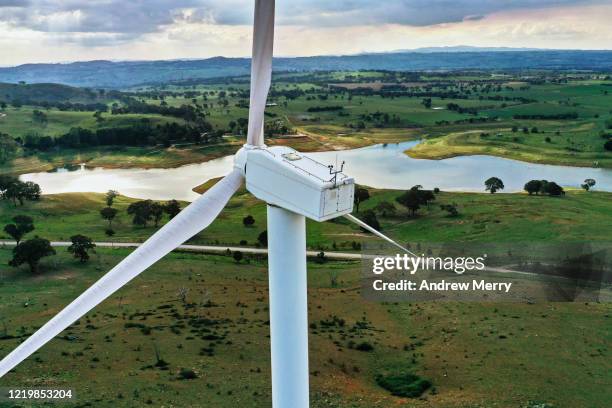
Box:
0;1;409;406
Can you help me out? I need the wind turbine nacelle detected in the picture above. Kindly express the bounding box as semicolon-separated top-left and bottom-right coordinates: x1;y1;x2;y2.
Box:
241;146;355;222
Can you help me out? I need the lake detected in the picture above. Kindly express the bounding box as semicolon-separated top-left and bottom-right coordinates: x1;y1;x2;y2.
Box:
20;141;612;201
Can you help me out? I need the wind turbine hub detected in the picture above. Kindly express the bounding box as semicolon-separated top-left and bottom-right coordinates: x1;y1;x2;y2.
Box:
241;145;355;221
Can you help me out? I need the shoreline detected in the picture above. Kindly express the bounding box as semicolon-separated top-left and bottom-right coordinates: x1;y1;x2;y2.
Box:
406;134;612;169
4;131;610;178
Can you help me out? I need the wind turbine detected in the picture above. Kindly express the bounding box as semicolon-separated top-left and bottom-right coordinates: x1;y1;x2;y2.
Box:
0;1;408;406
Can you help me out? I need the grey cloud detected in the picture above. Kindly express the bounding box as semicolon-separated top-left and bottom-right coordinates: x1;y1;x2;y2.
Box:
0;0;606;45
0;0;203;34
277;0;605;27
0;0;28;7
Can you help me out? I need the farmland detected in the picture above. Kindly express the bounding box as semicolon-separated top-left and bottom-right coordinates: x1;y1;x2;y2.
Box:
0;68;611;407
1;71;611;175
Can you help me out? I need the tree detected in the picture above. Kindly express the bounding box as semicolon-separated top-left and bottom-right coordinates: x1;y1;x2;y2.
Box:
257;230;268;247
127;200;153;227
233;251;244;263
164;200;181;219
9;237;55;274
375;201;396;217
106;190;118;207
581;178;596;191
1;180;41;206
359;210;381;232
411;186;435;207
396;190;421;216
150;202;165;227
3;215;34;245
524;180;543;195
353;188;370;213
0;133;18;164
484;177;504;194
68;234;96;263
543;181;564;196
100;207;118;227
604;140;612;151
32;110;48;125
243;215;255;227
105;228;115;239
22;181;41;201
440;203;459;217
0;175;17;194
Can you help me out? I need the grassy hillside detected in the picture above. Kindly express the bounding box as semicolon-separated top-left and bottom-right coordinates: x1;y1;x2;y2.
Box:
0;187;610;406
2;72;611;174
1;189;611;251
0;82;113;104
0;107;182;139
0;248;609;407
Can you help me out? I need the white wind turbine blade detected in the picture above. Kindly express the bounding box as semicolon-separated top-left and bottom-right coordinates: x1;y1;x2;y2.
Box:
344;214;417;257
0;169;244;378
246;0;275;147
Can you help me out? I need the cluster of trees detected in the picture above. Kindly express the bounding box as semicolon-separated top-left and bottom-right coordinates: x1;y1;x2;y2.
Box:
513;113;578;120
111;98;203;122
446;102;479;115
24;121;216;150
126;199;182;227
0;133;18;164
523;180;565;196
0;176;41;206
3;99;108;112
307;106;344;112
396;185;436;216
353;185;456;234
486;177;566;196
4;215;52;274
4;214;95;273
264;119;292;137
98;191;182;238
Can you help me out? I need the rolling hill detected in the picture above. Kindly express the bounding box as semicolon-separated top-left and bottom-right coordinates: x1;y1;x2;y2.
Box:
0;50;611;88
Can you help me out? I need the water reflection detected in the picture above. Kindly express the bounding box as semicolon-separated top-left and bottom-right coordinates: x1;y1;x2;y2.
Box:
20;142;612;201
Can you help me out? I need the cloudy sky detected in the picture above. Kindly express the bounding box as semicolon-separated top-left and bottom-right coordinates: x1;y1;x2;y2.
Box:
1;0;611;66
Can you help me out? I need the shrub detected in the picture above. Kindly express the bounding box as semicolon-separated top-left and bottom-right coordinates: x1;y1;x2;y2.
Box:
242;215;255;227
375;372;432;398
355;342;374;352
257;230;268;247
178;368;198;380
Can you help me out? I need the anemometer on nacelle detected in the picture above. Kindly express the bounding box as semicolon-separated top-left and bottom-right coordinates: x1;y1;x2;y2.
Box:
235;145;355;222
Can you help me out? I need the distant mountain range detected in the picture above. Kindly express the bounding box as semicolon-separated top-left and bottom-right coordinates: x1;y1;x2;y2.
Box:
0;50;611;88
383;46;551;53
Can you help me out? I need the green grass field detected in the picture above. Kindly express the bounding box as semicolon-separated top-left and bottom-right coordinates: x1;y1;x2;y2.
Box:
0;247;609;407
0;71;611;406
1;189;611;250
0;188;610;407
3;71;610;174
0;107;182;139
